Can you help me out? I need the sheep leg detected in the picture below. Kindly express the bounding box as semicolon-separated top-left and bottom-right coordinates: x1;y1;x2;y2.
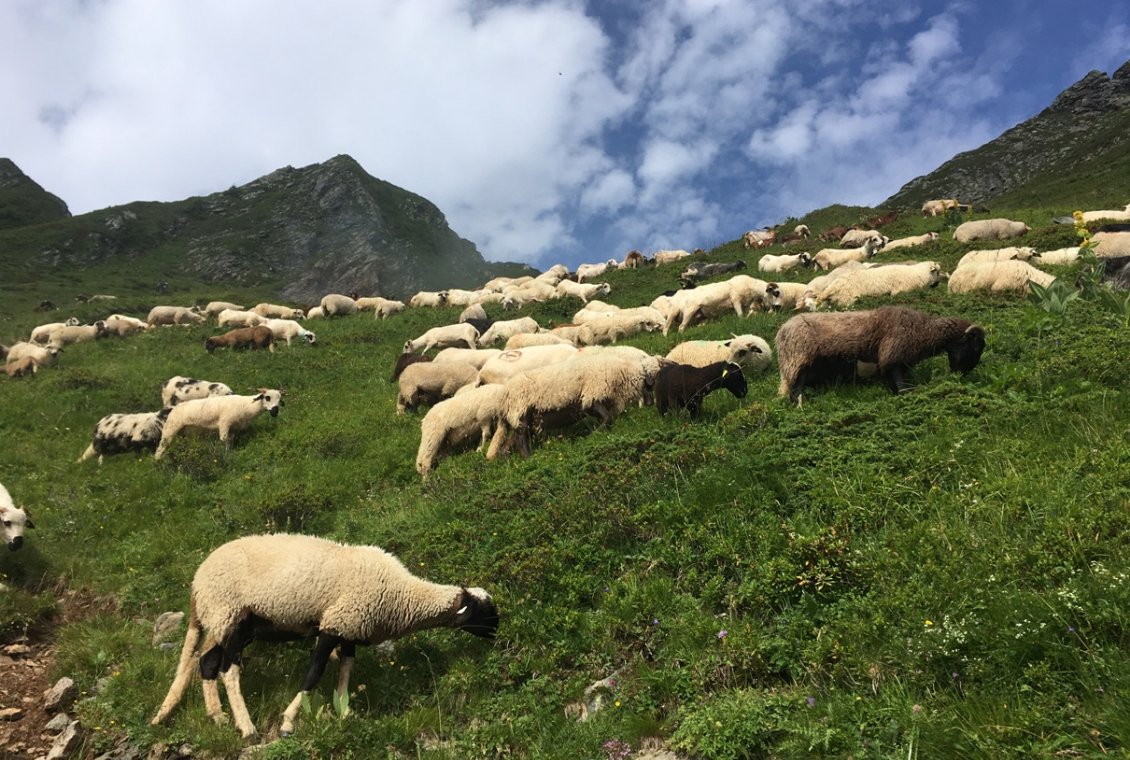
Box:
884;363;914;394
591;402;614;429
281;633;340;736
219;618;260;739
334;641;357;703
198;642;228;724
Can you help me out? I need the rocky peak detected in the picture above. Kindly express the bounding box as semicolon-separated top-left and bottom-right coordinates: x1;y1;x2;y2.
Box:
1047;67;1130;115
0;157;71;230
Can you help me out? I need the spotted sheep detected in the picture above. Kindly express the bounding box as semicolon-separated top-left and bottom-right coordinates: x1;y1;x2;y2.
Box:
78;409;173;464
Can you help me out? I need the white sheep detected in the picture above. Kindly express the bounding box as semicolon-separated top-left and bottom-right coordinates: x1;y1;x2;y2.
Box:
666;334;773;373
78;409;171;464
815;261;944;307
921;198;959;216
505;332;572;349
1078;203;1130;222
758;252;812;273
319;294;359;317
403;323;480;354
1032;247;1081;266
476;344;580;385
252;303;306;320
46;321;110;348
947;260;1056;295
477;317;542;347
556;280;612;304
263;318;317;346
1092;231;1130;257
799;261;867;309
203;301;246;317
306;306;324;319
409;291;447;308
767;281;809;311
500;280;558;309
104;314;151;337
575;259;618;283
355;297;406;318
482;275;532;292
5;342;60;369
151;533;498;739
416;384;510;476
576;311;662;346
953;218;1030;243
397;362;479;414
955;246;1038;268
813;238;883;271
662;275;779;334
0;482;34;551
148;306;206;326
743;230;775;248
459;303;488;323
882;232;940;251
534;265;569;285
29;317;80;343
653;249;692;265
839;229;889;248
432;348;503;370
153;390;284;460
216;308;265;328
161;376;234;407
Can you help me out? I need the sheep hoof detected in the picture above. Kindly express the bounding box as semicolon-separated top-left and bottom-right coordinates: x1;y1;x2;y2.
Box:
279;729;292;738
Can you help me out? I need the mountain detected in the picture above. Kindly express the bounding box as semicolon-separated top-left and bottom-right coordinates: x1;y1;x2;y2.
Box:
0;158;71;230
882;59;1130;211
0;155;532;303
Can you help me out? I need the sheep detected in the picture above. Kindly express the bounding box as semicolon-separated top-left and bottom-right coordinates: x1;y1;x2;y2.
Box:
505;332;572;349
953;218;1030;243
482;275;531;292
535;264;570;284
1078;203;1130;223
318;294;358;317
151;533;498;739
148;306;206;326
815;261;944;307
416;384;510;476
432;348;502;370
29;317;80;343
666;334;773;373
743;230;776;248
161;376;235;408
252;303;306;320
681;260;748;284
767;281;809;311
839;229;889;248
620;250;647;269
0;482;34;552
477;317;542;347
46;321;110;348
203;301;246;317
820;225;850;242
576;311;663;346
409;291;447;308
662;275;779;334
1092;231;1130;257
205;326;276;353
955;246;1039;268
154;389;284;459
882;232;940;251
391;352;431;382
262;318;317;346
549;324;586;344
78;409;172;464
556;280;612;304
575;259;619;282
476;344;580;385
397;362;479;414
775;305;985;403
103;314;151;337
653;249;693;265
459;303;488;324
1032;247;1081;266
5;342;60;369
355;297;406;318
921;199;959;217
216;309;265;328
947;260;1057;295
758;252;812;273
798;261;869;309
306;306;325;319
403;323;480;354
813;238;883;271
5;356;38;379
1101;256;1130;288
654;361;748;418
794;224;811;237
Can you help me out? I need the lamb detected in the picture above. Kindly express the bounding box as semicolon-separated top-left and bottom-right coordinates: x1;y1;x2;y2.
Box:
662;275;779;334
356;297;406;318
882;232;940;251
46;321;110;348
955;246;1038;268
757;252;812;273
666;334;773;374
151;533;498;739
409;291;447;308
432;348;502;370
575;259;619;282
154;389;284;459
397;362;479;414
653;249;692;265
1032;247;1081;266
921;199;959;217
216;309;265;328
1078;202;1130;223
29;317;80;343
416;384;510;476
161;376;235;408
743;230;776;248
654;361;748;418
1092;231;1130;257
839;229;889;248
813;238;883;271
262;318;317;346
815;261;944;307
319;294;359;317
252;303;306;320
403;323;480;354
505;332;572;349
947;260;1057;295
78;409;172;464
205;326;276;353
476;344;580;385
148;306;206;326
5;356;38;379
5;342;60;369
681;260;748;284
556;280;612;304
576;311;663;346
775;305;985;403
391;352;431;382
203;301;246;317
477;317;542;347
0;482;34;551
953;218;1030;243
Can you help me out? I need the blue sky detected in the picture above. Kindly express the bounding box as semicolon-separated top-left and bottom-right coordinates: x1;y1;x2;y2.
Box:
1;0;1128;271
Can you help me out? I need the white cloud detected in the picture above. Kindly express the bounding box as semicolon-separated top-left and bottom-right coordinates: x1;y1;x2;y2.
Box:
580;169;636;214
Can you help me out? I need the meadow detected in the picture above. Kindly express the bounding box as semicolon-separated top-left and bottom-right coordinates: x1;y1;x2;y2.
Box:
1;204;1129;758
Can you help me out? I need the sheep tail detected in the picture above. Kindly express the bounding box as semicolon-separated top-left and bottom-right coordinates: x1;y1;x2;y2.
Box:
151;599;203;725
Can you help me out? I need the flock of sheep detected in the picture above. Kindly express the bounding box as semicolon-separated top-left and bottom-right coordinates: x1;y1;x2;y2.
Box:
3;200;1130;739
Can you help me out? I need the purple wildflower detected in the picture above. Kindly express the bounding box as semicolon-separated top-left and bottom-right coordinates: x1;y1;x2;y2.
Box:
716;629;728;640
806;696;816;707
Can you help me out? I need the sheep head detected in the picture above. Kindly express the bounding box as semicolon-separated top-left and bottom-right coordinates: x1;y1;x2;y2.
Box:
454;587;500;639
1;504;34;551
253;389;285;417
947;325;986;374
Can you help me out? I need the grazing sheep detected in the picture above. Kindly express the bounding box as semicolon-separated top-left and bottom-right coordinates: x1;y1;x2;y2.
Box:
758;252;812;273
148;306;206;326
557;280;612;304
6;342;60;370
500;279;558;309
29;317;80;343
776;305;985;403
839;229;889;248
391;352;432;382
815;261;944;307
535;264;570;284
1078;203;1130;223
953;218;1030;243
767;281;809;311
103;314;151;337
353;297;406;318
575;259;619;282
459;303;488;324
505;332;572;349
154;389;284;459
1092;231;1130;257
403;324;480;354
813;238;883;271
416;384;510;476
882;232;940;251
681;260;748;284
319;294;359;317
654;361;748;418
262;319;317;346
306;306;325;319
743;230;776;248
205;326;276;353
620;250;647;269
252;303;306;320
203;301;246;317
161;376;235;408
397;362;479;414
956;246;1039;268
653;249;693;265
78;409;172;464
476;344;580;385
662;275;779;334
482;275;531;292
576;311;662;346
947;260;1057;295
921;199;959;217
47;321;110;348
5;356;38;379
216;309;265;328
666;335;773;373
0;482;34;551
477;317;542;347
409;291;447;308
432;348;502;370
1032;247;1081;266
151;533;498;739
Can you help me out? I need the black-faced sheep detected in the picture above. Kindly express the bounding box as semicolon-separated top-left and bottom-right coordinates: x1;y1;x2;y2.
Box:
775;305;985;404
654;361;748;418
78;409;172;464
153;390;284;459
0;482;34;551
205;326;276;353
151;533;498;739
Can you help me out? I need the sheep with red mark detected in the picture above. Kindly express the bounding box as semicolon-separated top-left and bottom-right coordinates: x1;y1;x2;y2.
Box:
476;344;580;385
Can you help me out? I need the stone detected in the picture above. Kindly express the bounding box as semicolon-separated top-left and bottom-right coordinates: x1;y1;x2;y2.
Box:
44;712;71;733
45;721;81;760
42;677;78;714
152;612;185;647
0;706;22;720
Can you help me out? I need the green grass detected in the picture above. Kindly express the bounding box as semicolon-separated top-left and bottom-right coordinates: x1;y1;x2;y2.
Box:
1;215;1129;758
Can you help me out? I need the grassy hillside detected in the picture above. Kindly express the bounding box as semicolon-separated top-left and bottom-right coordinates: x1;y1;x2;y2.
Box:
2;208;1129;758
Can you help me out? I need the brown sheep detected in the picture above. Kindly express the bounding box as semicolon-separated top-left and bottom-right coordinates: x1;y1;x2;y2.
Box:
204;326;275;354
775;305;985;404
5;356;38;379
